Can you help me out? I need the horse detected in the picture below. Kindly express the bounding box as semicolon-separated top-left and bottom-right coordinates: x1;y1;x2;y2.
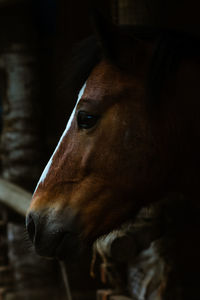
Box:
26;12;200;272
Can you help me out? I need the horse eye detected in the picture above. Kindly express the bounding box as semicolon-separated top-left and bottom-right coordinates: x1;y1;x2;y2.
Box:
77;111;99;129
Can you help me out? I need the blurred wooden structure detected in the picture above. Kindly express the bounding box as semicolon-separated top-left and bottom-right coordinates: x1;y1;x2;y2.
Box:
0;179;30;216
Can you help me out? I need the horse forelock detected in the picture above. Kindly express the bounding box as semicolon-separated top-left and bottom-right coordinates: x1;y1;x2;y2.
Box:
57;24;200;118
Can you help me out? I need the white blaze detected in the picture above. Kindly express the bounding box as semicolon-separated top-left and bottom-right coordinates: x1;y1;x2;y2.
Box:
33;82;87;194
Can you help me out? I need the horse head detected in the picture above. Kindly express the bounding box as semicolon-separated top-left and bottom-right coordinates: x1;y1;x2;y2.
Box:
26;13;200;260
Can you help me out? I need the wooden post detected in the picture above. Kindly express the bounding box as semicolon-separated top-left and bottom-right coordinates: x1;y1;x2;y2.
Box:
0;44;43;191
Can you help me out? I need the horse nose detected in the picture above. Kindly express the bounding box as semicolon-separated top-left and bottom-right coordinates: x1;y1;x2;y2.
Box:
26;212;38;243
25;209;82;260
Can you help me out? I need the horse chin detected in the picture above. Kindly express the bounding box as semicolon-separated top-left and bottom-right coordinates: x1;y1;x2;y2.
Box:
55;233;84;262
34;230;84;262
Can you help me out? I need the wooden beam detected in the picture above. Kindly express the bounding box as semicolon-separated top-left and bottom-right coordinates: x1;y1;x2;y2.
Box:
0;178;31;217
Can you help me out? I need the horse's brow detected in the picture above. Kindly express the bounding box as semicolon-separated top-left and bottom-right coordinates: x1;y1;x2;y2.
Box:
78;88;131;108
78;98;98;106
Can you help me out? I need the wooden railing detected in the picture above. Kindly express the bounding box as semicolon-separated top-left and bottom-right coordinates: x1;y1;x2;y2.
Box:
0;178;31;217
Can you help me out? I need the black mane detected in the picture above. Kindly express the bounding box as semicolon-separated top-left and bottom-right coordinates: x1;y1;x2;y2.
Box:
58;35;100;101
148;29;200;106
60;26;200;107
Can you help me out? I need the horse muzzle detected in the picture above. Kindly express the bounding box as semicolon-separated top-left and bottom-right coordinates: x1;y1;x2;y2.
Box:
26;209;82;261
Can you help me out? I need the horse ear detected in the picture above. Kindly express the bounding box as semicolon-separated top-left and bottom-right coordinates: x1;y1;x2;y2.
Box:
91;9;140;69
91;8;152;71
91;8;120;60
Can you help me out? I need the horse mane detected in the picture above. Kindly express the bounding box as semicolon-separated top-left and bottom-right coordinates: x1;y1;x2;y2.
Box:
60;25;200;106
58;35;100;101
148;29;200;107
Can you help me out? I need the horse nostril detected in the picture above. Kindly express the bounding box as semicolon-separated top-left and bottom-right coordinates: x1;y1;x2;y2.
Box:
26;213;36;243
